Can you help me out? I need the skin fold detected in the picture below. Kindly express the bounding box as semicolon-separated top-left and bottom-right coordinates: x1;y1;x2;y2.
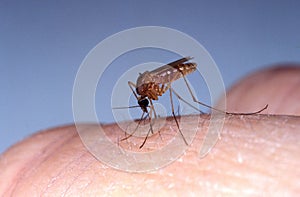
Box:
0;65;299;196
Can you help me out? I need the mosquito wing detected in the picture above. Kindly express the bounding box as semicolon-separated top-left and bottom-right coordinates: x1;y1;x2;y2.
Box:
150;57;192;74
149;57;197;84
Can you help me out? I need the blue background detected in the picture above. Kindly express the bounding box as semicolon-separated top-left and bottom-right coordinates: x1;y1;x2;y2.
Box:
1;1;300;153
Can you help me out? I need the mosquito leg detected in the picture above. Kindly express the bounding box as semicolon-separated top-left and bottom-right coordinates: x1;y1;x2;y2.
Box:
181;75;268;115
140;114;153;149
140;103;155;148
169;84;188;146
139;127;152;149
121;111;146;141
148;99;163;140
171;88;206;114
128;81;139;100
149;99;157;119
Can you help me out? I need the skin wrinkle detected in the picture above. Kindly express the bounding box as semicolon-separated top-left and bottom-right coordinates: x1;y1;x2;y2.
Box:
274;77;300;114
226;72;265;111
61;159;96;197
44;148;92;196
227;66;300;115
43;134;108;195
3;126;76;195
271;80;292;113
62;129;114;195
9;128;78;196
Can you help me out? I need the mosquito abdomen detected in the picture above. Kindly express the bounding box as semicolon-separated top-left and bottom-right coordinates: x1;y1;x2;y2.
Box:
152;62;197;84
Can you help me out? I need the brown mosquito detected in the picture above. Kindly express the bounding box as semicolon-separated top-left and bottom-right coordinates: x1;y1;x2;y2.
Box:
115;57;268;148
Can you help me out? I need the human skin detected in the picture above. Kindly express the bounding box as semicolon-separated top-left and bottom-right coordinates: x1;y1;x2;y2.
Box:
0;66;299;196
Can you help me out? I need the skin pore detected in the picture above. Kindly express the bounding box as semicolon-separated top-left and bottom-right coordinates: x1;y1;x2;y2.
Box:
0;65;299;196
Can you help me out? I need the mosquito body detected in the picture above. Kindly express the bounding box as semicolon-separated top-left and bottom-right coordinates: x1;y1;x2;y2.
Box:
118;57;268;148
136;57;196;100
133;57;196;113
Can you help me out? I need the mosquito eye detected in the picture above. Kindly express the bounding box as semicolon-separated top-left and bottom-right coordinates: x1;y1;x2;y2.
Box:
138;99;149;107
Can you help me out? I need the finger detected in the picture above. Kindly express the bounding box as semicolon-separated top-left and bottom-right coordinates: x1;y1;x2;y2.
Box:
226;65;300;115
1;114;299;196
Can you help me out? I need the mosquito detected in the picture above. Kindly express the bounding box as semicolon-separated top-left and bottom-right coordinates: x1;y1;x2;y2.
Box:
114;57;268;148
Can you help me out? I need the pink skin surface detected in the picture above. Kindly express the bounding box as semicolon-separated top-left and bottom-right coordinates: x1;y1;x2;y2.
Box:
0;66;299;196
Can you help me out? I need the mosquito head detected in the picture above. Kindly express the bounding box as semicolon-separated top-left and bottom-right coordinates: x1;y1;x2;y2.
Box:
138;98;149;113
